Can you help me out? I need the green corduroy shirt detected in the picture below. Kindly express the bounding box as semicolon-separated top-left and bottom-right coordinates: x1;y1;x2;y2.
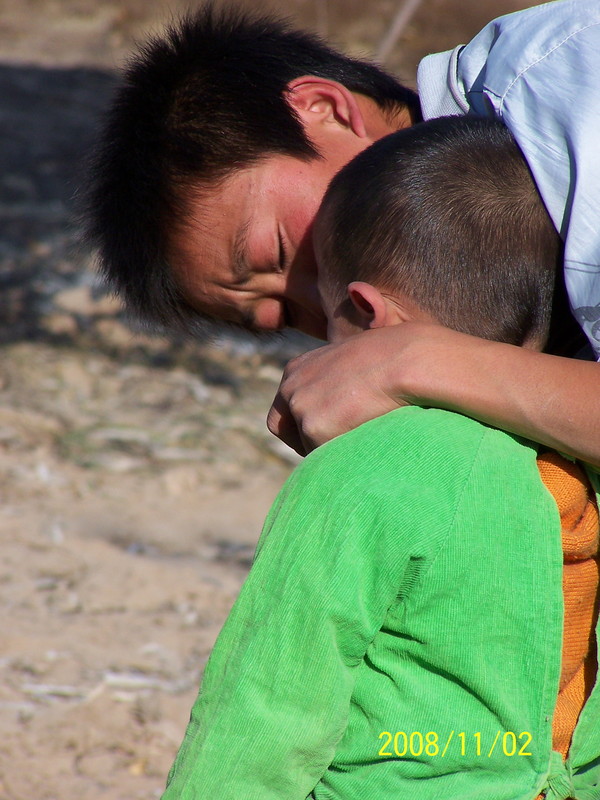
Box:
163;407;600;800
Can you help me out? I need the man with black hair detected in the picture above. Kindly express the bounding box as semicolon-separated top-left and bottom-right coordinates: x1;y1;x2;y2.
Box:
86;6;419;338
85;0;600;467
161;117;600;799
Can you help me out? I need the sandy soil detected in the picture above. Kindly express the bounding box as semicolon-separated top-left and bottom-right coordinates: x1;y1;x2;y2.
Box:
0;0;546;797
0;338;297;799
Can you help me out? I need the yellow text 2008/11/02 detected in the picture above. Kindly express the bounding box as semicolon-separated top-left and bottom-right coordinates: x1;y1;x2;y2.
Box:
378;730;533;759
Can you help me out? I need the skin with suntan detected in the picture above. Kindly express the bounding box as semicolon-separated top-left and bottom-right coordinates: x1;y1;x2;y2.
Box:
266;323;600;464
168;78;411;338
169;76;600;467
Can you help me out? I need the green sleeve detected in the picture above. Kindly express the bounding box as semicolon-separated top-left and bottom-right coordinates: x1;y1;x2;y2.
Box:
162;409;485;800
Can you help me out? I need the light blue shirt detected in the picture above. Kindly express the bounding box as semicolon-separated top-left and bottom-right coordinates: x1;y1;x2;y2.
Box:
417;0;600;358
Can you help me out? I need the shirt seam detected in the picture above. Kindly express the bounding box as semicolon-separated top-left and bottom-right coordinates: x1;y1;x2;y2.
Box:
369;417;488;649
388;427;554;796
448;45;470;114
564;261;600;271
498;21;600;112
409;425;489;585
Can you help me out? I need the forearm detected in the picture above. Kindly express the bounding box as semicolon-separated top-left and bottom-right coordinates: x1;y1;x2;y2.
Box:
268;323;600;465
397;327;600;467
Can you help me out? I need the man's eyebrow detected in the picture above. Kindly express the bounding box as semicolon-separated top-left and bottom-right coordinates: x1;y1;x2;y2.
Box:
232;219;251;284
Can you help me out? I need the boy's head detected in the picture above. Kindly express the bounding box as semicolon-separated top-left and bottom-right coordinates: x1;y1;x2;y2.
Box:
315;116;562;350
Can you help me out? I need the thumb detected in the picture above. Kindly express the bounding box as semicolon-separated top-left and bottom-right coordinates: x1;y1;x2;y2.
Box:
267;391;308;457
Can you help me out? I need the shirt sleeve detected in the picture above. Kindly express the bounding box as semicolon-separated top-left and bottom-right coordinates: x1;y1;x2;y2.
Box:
161;409;475;800
417;0;600;357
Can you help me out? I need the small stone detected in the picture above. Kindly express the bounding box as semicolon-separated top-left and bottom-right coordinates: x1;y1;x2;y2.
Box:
41;313;78;337
132;693;162;725
162;466;199;497
88;428;152;445
257;364;284;383
94;318;134;348
47;520;65;544
59;591;82;614
128;758;147;776
86;453;147;472
54;286;120;316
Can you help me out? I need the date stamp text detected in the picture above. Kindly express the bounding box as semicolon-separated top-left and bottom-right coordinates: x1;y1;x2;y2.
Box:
378;730;532;758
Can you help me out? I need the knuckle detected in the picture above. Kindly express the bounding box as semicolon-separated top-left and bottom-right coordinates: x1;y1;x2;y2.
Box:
300;416;319;440
288;390;307;414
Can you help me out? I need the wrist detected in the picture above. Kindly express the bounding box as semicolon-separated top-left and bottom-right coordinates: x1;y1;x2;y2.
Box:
379;323;491;409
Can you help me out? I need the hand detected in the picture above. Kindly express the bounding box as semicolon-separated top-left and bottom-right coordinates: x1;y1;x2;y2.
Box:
268;320;600;465
267;326;419;455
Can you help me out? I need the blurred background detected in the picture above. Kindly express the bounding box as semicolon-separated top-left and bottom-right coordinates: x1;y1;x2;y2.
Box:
0;1;545;797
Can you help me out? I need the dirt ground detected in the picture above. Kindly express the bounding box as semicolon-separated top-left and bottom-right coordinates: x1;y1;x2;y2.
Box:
0;337;298;799
0;0;545;797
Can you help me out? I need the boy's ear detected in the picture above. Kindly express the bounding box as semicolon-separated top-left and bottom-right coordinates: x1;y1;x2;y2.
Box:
347;282;389;329
285;76;368;138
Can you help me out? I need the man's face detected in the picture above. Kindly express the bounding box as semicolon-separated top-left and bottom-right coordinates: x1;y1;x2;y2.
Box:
168;152;360;340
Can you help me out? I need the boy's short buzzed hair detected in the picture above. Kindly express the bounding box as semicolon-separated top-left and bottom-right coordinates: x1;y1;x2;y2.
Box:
83;4;419;336
316;116;562;347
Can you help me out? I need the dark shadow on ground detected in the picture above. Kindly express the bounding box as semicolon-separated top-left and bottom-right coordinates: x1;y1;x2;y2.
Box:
0;62;316;363
0;63;117;338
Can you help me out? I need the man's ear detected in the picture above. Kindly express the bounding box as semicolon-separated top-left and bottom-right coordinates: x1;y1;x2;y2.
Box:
285;76;368;138
347;282;389;329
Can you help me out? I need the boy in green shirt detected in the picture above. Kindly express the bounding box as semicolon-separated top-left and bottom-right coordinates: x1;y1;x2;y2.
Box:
163;118;600;800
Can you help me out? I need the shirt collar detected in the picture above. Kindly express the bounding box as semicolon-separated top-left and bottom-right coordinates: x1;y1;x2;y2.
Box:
416;45;470;119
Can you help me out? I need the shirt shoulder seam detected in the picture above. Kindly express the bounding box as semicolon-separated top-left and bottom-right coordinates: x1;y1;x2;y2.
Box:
414;425;490;582
499;20;600;111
